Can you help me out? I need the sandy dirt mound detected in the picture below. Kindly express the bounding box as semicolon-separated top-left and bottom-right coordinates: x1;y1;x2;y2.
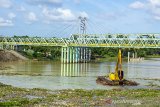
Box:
0;50;28;62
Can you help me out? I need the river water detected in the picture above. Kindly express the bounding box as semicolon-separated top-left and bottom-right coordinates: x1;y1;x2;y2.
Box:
0;58;160;90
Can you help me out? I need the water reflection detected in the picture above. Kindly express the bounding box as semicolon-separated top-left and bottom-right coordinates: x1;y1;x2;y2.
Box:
61;63;89;77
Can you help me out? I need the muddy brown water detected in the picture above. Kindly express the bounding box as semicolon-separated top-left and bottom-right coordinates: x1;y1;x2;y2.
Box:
0;58;160;90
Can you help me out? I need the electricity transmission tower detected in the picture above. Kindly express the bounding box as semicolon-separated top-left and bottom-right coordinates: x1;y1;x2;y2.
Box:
78;16;87;35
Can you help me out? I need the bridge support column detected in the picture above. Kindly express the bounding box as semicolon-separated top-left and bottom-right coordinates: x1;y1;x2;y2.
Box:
135;52;137;58
80;48;83;62
64;47;67;63
132;52;137;58
72;47;75;63
128;52;130;62
73;47;76;63
69;47;73;63
11;45;15;50
89;49;91;61
61;46;67;63
84;48;86;63
67;47;70;63
132;53;135;58
61;46;91;63
75;47;78;63
85;48;87;62
61;47;64;63
77;47;80;62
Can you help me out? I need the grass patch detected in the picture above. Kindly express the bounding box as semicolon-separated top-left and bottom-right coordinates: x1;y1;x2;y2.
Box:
0;82;160;106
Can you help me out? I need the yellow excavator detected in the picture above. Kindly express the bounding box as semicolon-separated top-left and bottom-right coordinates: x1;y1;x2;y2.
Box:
97;49;138;86
109;49;124;81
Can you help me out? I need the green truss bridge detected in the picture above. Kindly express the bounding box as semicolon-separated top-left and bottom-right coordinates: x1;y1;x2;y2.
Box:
0;33;160;63
0;33;160;48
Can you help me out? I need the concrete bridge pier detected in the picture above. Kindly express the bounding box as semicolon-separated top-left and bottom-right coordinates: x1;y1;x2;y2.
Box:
1;45;15;50
61;46;91;63
132;52;138;59
80;48;84;62
11;45;15;50
128;51;144;62
85;47;90;63
0;44;10;50
128;52;130;62
83;47;86;63
75;47;79;63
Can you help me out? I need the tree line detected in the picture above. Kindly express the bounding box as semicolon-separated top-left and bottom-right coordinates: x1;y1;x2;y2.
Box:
17;45;160;60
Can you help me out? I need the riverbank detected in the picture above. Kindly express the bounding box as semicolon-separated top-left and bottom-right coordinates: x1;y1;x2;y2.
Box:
0;49;159;62
146;55;160;58
94;55;160;63
0;50;28;62
0;82;159;107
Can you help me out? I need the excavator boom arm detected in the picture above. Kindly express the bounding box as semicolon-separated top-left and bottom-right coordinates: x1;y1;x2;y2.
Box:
115;49;122;74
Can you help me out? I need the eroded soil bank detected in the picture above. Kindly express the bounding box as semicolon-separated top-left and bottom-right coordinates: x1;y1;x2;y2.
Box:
0;50;27;62
0;82;160;107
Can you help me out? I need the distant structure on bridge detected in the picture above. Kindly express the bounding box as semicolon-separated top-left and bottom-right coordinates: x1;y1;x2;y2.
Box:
61;17;91;63
0;17;160;63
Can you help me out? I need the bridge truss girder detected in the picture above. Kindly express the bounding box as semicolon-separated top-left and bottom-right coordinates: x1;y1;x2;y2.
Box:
0;33;160;48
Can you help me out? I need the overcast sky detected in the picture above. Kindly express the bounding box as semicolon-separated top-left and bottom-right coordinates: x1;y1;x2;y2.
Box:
0;0;160;37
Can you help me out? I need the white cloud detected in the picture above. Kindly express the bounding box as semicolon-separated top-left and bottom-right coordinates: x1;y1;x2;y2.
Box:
154;15;160;20
8;13;16;19
0;17;13;27
79;11;89;18
148;0;160;7
26;12;38;23
0;0;12;8
129;1;145;9
129;0;160;21
147;0;160;20
42;7;76;23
